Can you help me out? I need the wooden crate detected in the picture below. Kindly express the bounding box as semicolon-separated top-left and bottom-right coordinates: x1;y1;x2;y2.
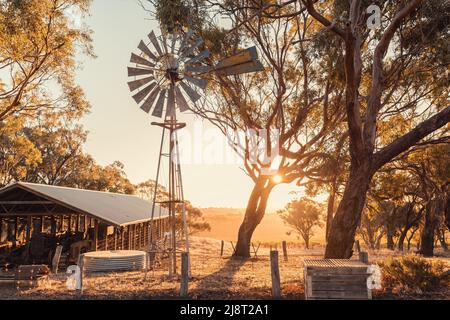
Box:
304;259;371;300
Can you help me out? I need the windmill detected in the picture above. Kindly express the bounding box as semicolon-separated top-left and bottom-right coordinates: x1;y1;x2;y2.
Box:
127;29;263;274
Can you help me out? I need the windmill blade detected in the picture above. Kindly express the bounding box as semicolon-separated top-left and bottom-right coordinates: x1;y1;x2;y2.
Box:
165;86;176;117
161;34;169;54
218;60;265;76
130;53;155;68
180;81;201;103
152;89;167;118
170;33;178;54
215;46;259;70
127;76;154;92
216;60;265;76
175;86;190;112
148;31;163;56
128;67;153;77
184;76;208;90
182;38;204;58
185;50;210;66
185;65;212;75
132;82;157;104
179;29;194;54
140;87;160;113
138;40;158;61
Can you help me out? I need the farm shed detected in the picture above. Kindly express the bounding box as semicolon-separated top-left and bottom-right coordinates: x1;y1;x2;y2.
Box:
0;182;170;269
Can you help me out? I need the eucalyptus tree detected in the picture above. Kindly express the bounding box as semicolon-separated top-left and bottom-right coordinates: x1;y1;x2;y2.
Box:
301;0;450;258
149;0;347;257
0;0;93;121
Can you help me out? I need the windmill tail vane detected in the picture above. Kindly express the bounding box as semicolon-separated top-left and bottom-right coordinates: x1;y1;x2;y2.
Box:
127;29;264;119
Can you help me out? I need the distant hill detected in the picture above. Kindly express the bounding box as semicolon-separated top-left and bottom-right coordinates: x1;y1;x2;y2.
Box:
196;207;325;245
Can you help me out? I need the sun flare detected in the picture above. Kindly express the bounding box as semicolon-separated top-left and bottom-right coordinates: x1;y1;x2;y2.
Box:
272;175;283;184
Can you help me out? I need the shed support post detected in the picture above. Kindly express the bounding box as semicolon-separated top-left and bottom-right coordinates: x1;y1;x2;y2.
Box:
75;214;79;232
128;226;132;250
40;216;44;233
59;216;63;233
114;228;117;250
26;216;32;242
0;217;3;242
51;217;56;235
13;217;18;248
93;219;98;251
121;228;124;250
137;224;141;249
133;225;136;250
68;214;72;233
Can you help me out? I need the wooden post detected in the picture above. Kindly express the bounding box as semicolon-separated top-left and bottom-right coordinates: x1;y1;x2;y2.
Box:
105;234;108;250
26;216;32;242
75;214;79;232
0;217;3;242
77;254;84;296
52;245;63;273
68;214;72;232
180;252;189;297
128;226;132;250
40;216;44;233
270;250;281;298
59;216;63;233
93;219;98;251
114;228;117;250
282;241;288;262
51;216;56;235
137;224;141;249
13;217;18;247
220;240;224;256
121;228;125;250
359;251;369;264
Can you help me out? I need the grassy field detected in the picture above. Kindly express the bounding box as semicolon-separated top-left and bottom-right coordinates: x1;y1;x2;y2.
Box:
1;237;448;300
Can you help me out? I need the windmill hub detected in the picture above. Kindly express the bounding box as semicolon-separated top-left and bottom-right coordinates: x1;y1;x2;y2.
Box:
153;53;183;88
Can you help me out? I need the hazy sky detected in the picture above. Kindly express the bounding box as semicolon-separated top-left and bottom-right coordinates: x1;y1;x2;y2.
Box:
75;0;304;209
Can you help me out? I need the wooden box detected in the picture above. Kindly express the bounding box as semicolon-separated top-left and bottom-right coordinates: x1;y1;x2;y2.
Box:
303;259;371;300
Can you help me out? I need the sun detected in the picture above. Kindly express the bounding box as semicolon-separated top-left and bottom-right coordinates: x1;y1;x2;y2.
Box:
272;175;283;184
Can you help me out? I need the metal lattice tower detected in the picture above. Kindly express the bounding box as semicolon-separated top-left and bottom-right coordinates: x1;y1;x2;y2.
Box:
127;28;264;274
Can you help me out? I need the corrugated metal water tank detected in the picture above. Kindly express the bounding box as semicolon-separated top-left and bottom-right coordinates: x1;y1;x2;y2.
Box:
83;251;146;273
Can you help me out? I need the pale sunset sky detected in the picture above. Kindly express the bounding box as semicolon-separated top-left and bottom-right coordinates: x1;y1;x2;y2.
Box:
75;0;306;210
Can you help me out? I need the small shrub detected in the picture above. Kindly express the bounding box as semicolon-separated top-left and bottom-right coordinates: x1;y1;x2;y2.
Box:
379;255;449;295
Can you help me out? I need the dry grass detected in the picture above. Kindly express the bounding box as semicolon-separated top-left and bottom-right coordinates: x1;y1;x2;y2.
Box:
0;237;448;300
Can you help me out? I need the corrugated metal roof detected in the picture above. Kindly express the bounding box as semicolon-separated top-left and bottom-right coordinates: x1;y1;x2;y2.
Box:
0;182;169;227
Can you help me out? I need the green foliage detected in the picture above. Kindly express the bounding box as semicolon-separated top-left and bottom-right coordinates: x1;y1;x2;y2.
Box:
151;0;206;33
279;198;323;248
379;255;449;294
135;179;210;234
0;0;94;121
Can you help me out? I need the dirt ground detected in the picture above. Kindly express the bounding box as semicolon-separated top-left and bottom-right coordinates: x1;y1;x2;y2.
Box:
0;237;448;300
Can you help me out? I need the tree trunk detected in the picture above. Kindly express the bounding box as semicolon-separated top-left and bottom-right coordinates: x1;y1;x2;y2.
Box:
325;165;373;258
234;178;274;257
420;200;440;257
438;229;448;251
303;236;310;250
407;228;418;252
446;193;450;230
386;210;396;250
397;229;408;252
326;182;337;242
